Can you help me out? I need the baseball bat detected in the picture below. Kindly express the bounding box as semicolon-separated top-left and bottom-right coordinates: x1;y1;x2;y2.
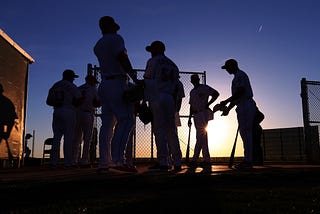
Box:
228;126;239;168
186;125;191;163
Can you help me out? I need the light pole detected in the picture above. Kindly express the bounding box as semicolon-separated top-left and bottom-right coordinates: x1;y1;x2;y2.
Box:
31;130;35;158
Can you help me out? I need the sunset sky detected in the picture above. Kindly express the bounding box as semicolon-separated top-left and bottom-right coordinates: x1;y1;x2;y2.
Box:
1;0;319;158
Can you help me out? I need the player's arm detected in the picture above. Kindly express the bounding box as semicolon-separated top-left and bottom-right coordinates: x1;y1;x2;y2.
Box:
188;106;195;127
207;89;220;109
174;81;183;112
221;102;236;116
117;50;138;83
219;86;245;116
176;98;182;112
220;86;245;106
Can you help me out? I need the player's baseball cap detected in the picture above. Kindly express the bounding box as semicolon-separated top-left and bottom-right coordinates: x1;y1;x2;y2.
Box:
221;59;238;69
99;16;120;31
145;40;166;52
63;69;79;79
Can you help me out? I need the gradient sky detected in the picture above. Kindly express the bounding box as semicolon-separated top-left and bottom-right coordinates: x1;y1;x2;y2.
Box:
1;0;319;158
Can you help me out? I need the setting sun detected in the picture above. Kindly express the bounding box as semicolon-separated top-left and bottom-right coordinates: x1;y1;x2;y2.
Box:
206;113;243;157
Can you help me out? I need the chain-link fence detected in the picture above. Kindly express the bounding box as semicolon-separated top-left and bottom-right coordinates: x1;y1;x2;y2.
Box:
300;78;320;162
301;78;320;126
87;64;206;161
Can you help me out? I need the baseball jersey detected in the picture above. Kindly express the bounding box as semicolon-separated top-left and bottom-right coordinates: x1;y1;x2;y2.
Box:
50;79;82;110
143;55;179;101
93;33;127;78
189;84;218;113
78;83;100;113
231;69;253;105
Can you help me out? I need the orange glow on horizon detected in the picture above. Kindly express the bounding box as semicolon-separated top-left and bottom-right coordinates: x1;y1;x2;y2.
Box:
206;113;244;157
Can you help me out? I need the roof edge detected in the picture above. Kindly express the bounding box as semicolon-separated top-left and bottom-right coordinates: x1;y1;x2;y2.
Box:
0;28;35;64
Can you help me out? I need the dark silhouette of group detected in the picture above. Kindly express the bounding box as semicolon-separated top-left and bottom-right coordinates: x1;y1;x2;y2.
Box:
45;15;265;173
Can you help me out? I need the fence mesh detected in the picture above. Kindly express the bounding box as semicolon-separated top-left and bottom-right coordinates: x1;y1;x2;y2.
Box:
306;82;320;124
301;78;320;137
300;78;320;162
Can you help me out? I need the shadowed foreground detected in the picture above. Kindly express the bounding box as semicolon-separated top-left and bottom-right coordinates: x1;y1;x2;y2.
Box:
1;163;320;213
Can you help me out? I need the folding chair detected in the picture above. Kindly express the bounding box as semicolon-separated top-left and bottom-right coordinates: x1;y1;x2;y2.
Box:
41;138;53;166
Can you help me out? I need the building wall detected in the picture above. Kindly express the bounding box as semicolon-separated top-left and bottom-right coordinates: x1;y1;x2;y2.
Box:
0;33;32;166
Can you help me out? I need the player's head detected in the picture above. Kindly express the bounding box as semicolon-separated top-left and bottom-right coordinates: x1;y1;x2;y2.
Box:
145;40;165;55
25;133;32;140
190;74;200;86
221;59;239;73
99;16;120;34
63;69;79;82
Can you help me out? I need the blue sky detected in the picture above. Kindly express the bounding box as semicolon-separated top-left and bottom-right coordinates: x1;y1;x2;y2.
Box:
1;0;319;157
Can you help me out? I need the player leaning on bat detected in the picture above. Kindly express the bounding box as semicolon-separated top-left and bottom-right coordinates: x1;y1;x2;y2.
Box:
217;59;257;170
187;74;220;172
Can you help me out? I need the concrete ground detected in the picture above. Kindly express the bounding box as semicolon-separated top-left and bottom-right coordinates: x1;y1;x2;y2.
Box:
1;162;320;213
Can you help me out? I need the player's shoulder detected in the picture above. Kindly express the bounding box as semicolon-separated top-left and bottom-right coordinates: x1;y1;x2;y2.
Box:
165;55;178;65
95;33;124;45
61;80;79;91
237;69;249;78
189;87;196;94
52;80;66;88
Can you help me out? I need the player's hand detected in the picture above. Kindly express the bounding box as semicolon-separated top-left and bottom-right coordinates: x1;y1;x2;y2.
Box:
221;108;230;116
220;100;228;106
212;104;221;113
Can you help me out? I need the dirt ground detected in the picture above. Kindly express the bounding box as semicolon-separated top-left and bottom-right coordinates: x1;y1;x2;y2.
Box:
1;162;320;213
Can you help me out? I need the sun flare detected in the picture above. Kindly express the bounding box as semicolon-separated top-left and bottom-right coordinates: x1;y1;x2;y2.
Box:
206;116;231;157
207;117;227;143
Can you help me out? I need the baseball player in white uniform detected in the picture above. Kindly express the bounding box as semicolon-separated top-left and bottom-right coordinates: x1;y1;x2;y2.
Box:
49;69;82;169
94;16;140;173
73;75;101;167
144;40;183;172
220;59;257;169
187;74;219;171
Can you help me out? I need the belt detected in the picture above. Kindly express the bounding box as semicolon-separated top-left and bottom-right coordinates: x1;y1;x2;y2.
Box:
104;75;127;80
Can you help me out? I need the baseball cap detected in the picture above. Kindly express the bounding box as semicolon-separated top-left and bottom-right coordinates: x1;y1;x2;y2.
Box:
25;133;32;139
145;40;166;52
221;59;238;69
63;69;79;78
99;16;120;31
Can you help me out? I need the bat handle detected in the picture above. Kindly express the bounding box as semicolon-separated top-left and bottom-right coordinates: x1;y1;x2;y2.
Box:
228;126;239;169
186;125;191;163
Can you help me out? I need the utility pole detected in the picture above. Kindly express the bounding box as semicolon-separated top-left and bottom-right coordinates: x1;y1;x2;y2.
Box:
32;130;35;158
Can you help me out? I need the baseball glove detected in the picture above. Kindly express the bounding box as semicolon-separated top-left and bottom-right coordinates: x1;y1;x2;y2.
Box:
138;101;153;125
212;103;227;113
